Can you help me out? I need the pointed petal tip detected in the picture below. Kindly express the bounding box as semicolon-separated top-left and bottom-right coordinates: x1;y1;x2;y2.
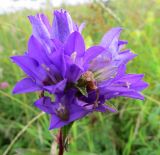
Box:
53;9;68;17
139;96;145;100
10;56;14;62
111;108;117;113
10;56;22;64
101;27;124;48
12;89;18;94
142;82;149;90
48;125;61;130
145;82;149;88
12;78;41;94
27;15;31;19
133;93;145;100
48;126;53;130
48;125;57;130
105;105;117;113
134;54;138;58
109;27;123;33
114;27;123;30
79;22;86;33
12;87;28;95
33;100;38;107
12;85;21;94
10;55;22;62
28;15;34;22
10;56;15;60
27;15;32;18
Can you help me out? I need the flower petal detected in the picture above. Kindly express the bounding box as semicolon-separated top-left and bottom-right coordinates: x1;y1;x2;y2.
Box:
52;9;75;43
50;51;66;77
83;46;105;68
66;64;83;82
49;101;88;129
100;27;122;48
79;22;86;33
13;78;41;94
116;50;137;64
130;81;148;91
28;14;51;41
28;35;51;65
44;79;67;94
11;56;46;82
100;27;123;57
118;91;145;100
64;31;85;57
34;97;58;114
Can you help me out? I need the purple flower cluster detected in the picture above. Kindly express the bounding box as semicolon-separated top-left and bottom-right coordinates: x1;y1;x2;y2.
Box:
11;9;148;129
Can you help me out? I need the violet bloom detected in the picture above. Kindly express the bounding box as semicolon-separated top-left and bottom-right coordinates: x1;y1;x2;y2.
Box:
28;9;84;53
72;28;148;117
11;32;103;95
34;28;147;129
85;27;148;100
11;9;148;130
11;30;104;129
34;90;88;129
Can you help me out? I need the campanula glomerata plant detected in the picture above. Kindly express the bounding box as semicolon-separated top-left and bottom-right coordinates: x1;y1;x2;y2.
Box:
11;9;148;155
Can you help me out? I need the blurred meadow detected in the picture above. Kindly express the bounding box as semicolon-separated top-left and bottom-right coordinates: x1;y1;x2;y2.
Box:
0;0;160;155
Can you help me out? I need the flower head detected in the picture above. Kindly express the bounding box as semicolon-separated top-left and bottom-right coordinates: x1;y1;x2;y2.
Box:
34;90;88;129
11;9;148;129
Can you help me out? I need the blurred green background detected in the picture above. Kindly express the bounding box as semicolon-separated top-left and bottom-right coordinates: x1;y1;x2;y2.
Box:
0;0;160;154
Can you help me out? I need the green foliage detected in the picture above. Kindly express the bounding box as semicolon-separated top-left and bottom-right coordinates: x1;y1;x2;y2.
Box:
0;0;160;155
76;85;88;97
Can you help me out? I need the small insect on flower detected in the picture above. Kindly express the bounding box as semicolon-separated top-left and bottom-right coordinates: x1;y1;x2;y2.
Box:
82;71;97;91
11;9;148;129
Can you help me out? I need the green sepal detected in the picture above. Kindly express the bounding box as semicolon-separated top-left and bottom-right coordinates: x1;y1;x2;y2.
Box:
76;85;88;97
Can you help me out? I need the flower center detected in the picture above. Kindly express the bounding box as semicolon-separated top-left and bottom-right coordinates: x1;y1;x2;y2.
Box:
42;76;55;86
41;64;57;86
56;103;69;121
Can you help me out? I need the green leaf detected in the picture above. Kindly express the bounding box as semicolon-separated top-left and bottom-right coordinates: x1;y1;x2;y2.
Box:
76;85;88;97
62;122;74;150
62;122;73;140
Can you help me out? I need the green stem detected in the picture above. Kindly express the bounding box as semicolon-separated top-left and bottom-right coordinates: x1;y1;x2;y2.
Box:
57;122;74;155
